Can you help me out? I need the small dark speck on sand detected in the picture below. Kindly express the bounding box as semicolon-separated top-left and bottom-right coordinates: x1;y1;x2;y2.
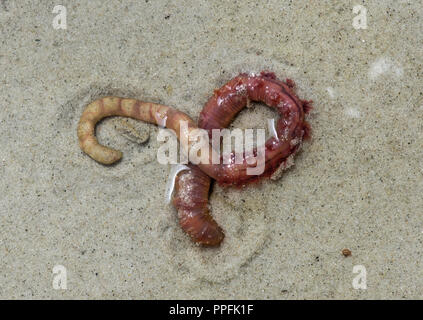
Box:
164;15;170;19
342;248;352;257
35;39;41;42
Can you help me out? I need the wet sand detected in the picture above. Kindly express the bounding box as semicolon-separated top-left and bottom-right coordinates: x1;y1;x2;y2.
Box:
0;1;422;298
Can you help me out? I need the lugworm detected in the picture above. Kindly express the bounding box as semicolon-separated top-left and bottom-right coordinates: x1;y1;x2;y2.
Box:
77;71;311;246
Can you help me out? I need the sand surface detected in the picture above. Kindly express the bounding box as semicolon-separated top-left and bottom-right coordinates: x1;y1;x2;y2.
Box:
0;1;422;299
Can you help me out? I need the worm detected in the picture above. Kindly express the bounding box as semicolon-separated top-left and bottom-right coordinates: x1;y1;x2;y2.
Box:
198;71;312;186
77;71;311;246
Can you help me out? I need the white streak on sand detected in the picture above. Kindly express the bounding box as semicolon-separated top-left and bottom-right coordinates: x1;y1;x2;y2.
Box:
345;107;361;118
326;87;336;99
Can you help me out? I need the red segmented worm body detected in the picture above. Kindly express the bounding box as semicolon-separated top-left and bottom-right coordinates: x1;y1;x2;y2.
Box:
172;164;224;246
198;71;311;186
77;71;311;246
